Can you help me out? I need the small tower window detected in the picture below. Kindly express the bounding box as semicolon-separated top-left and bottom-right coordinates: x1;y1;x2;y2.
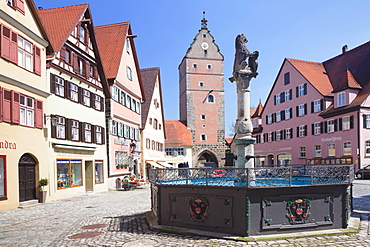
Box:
207;94;214;103
207;64;212;70
203;33;206;38
199;81;204;87
193;63;197;69
204;50;207;55
201;134;207;141
201;115;206;120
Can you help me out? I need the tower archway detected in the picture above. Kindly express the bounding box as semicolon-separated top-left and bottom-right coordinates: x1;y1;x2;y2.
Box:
196;150;219;168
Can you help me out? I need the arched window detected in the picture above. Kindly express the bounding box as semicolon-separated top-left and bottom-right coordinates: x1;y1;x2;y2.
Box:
207;94;214;103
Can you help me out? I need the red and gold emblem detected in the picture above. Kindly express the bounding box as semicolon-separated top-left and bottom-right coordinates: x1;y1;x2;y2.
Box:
286;198;311;224
189;197;209;222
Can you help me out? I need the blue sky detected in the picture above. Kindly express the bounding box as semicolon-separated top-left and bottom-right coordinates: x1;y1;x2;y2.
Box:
34;0;370;137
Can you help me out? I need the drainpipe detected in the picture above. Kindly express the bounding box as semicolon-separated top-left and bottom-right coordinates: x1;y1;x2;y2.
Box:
357;110;361;170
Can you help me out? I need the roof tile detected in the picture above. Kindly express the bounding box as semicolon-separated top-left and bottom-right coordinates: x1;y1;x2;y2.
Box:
165;120;193;146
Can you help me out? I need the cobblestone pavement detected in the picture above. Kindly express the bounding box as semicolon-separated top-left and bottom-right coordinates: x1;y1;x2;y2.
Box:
0;180;370;246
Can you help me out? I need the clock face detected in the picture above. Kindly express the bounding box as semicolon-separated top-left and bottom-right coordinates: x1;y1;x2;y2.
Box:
201;42;209;50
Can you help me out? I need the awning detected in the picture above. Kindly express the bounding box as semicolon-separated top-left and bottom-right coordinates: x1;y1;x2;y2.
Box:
146;161;163;169
157;161;173;168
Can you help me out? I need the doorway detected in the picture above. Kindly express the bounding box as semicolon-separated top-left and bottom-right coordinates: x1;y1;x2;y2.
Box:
18;153;37;202
85;161;94;192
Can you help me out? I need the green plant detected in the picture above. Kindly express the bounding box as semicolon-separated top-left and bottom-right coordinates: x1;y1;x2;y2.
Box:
38;178;49;192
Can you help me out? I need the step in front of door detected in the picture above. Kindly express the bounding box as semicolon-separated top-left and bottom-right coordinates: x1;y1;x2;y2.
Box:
18;199;40;209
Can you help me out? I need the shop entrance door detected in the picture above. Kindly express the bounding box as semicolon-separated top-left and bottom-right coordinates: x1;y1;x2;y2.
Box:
18;154;36;202
85;161;94;192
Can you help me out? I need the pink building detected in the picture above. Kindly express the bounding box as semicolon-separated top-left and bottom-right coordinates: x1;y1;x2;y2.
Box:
95;22;145;189
252;42;370;171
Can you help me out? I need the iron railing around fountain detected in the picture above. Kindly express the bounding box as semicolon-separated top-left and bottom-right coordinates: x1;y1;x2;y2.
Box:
148;164;355;188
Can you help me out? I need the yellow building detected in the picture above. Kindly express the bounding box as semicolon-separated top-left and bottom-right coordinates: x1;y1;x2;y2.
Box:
0;0;52;210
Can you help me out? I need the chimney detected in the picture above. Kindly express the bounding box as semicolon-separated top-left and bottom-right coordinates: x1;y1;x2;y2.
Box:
38;7;43;10
342;45;348;55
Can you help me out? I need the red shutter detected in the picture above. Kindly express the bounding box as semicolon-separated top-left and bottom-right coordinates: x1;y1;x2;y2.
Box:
60;46;66;61
84;61;89;77
33;46;41;75
34;100;43;129
16;0;25;14
1;24;11;60
73;53;78;72
10;31;18;64
93;66;98;79
50;73;56;94
2;88;12;123
11;91;20;124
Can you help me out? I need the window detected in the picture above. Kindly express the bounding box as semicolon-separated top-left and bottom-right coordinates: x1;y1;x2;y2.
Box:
313;99;322;113
327;144;335;157
327;119;335;133
151;140;155;150
201;134;206;141
207;94;214;103
94;94;102;111
79;25;85;43
364;115;370;129
115;151;128;168
201;115;206;120
275;94;281;105
298;125;306;137
338;92;346;107
165;148;173;156
267;114;272;124
285;128;291;139
343;141;351;156
366;140;370;156
176;148;185;156
268;132;273;142
69;83;79;102
314;145;322;157
127;66;132;80
153;119;158;130
89;64;94;77
95;160;104;184
193;63;197;69
199;81;204;87
95;126;103;144
276;111;281;122
84;123;92;143
120;91;126;105
284;72;290;85
252;119;258;128
342;116;350;130
0;156;6;200
298;104;306;117
6;0;14;6
65;49;71;64
125;38;130;53
260;134;264;143
146;139;150;149
276;131;281;141
207;64;212;70
18;36;33;71
297;84;307;97
126;94;131;108
57;159;82;189
285;90;292;102
55;76;65;97
56;116;66;139
20;95;34;127
71;120;80;141
83;89;90;107
299;146;306;158
78;58;84;75
110;120;117;135
285;108;291;120
314;122;321;135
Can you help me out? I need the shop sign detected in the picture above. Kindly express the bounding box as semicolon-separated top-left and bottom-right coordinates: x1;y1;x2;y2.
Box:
114;138;128;145
321;137;342;142
0;140;17;150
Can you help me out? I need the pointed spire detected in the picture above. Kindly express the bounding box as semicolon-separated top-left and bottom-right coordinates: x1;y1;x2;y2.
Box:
201;11;208;30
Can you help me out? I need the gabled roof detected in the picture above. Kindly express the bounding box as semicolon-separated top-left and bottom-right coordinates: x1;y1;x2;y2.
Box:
251;103;263;118
165;120;193;146
140;67;166;138
95;22;128;79
95;22;145;101
286;58;333;96
332;69;362;93
38;4;88;52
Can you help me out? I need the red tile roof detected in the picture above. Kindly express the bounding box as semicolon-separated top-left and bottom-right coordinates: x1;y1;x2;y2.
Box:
251;103;263;118
95;22;129;79
287;58;333;96
38;4;88;52
165;120;193;146
332;69;362;93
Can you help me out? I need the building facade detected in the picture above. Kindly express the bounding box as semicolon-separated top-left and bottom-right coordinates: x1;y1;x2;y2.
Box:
39;4;110;200
0;0;51;210
95;22;144;189
252;42;370;171
140;67;167;179
178;14;225;167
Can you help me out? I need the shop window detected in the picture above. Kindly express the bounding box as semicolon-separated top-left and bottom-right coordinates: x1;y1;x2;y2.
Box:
366;140;370;156
327;143;336;157
0;156;6;200
95;160;104;184
57;159;83;189
343;141;351;156
314;145;322;157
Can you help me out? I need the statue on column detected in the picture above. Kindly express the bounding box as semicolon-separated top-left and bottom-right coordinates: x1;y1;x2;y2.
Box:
230;34;259;83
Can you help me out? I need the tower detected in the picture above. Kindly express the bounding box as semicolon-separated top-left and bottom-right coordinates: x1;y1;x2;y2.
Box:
178;12;225;167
